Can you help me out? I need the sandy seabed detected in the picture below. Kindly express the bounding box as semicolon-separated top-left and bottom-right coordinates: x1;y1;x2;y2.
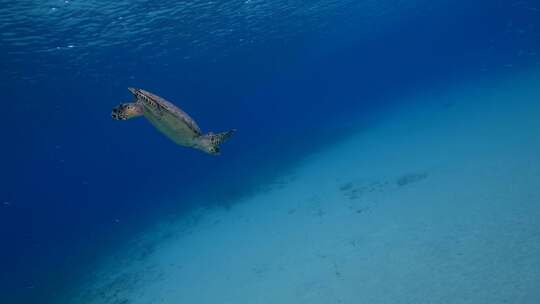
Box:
67;70;540;304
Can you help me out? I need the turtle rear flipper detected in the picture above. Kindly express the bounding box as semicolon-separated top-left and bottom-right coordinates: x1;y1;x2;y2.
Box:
112;103;143;120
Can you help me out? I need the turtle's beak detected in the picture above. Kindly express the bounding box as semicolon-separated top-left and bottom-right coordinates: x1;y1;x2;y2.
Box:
208;146;221;156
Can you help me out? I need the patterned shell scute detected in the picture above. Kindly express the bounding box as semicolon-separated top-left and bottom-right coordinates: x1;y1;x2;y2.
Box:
138;89;202;135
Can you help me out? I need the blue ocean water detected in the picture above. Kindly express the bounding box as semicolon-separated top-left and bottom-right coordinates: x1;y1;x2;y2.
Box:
1;1;539;303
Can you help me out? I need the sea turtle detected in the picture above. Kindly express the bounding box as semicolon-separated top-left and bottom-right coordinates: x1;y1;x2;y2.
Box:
111;87;235;155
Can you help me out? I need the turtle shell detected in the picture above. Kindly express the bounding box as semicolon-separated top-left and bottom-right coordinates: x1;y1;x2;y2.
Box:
130;88;203;146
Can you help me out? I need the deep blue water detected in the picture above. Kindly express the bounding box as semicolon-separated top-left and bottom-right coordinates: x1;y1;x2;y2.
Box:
1;1;539;303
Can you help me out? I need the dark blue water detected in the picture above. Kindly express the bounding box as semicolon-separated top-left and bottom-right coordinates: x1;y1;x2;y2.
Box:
1;1;539;303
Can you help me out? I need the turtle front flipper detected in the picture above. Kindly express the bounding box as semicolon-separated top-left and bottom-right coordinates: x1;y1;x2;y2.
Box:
211;129;236;146
111;103;143;120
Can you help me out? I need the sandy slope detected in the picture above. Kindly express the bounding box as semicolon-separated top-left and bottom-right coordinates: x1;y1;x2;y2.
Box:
69;70;540;304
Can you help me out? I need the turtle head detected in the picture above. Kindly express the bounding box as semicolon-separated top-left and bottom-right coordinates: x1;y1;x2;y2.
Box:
111;103;143;120
195;129;236;155
207;145;221;155
195;135;221;155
